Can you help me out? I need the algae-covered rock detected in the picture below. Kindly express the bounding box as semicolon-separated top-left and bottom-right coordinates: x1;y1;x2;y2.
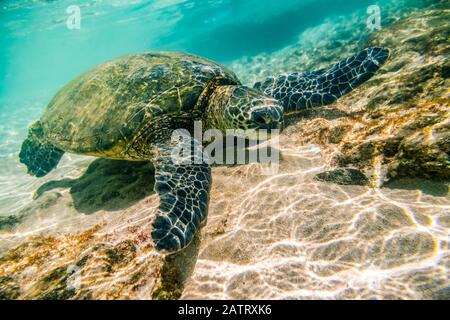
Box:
0;213;163;299
0;197;200;300
0;215;24;231
0;276;20;299
279;6;449;185
315;168;370;186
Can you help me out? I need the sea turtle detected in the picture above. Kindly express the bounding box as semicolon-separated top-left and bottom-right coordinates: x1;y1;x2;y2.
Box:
19;48;389;253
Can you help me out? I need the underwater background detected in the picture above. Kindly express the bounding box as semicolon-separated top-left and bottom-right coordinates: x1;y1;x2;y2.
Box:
0;0;449;299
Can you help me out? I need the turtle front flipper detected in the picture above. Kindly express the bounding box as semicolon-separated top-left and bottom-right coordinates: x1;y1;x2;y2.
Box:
254;47;390;112
19;121;64;177
151;138;211;253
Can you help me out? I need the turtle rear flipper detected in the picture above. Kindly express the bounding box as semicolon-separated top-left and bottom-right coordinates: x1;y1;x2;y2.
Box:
151;137;211;253
255;47;390;112
19;121;64;177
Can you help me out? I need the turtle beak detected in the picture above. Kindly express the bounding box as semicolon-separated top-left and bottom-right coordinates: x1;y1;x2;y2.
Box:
250;106;284;131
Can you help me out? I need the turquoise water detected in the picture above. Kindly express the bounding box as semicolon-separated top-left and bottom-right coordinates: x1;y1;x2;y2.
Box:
0;0;434;156
0;0;430;157
1;0;379;104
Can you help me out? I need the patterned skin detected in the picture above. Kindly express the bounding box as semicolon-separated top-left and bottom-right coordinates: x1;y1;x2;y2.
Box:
254;47;390;112
151;138;211;251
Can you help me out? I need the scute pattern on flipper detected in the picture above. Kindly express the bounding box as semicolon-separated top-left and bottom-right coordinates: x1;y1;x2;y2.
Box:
254;47;390;112
151;139;211;253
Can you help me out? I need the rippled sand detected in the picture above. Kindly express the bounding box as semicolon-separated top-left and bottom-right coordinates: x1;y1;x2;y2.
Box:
182;138;449;299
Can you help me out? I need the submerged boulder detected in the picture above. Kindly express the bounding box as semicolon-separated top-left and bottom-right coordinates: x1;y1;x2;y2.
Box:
315;168;370;186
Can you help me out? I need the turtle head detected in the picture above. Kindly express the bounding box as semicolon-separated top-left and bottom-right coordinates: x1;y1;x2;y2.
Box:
206;85;284;138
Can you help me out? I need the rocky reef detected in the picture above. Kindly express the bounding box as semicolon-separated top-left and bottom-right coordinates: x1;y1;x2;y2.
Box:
0;196;200;300
0;1;449;300
232;1;449;186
